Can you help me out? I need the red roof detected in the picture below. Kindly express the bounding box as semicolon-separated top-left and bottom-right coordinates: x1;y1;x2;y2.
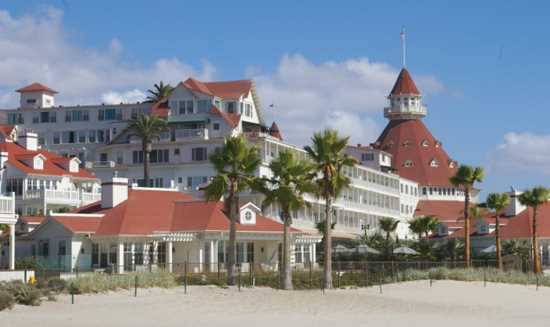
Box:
375;119;458;187
16;82;58;94
84;188;301;237
497;202;550;239
210;106;241;128
171;201;300;233
415;200;465;223
390;68;420;96
0;125;15;138
181;78;252;99
51;216;102;233
0;141;96;179
19;216;46;225
269;122;283;140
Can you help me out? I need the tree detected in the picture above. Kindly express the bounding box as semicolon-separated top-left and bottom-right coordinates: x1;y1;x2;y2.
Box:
260;150;315;290
128;115;168;187
304;129;357;289
145;81;174;103
378;217;399;259
486;192;510;270
203;135;262;285
408;216;439;240
503;239;530;269
449;165;484;267
519;187;549;274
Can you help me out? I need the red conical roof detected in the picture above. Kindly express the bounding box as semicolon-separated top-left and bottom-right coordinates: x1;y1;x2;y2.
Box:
375;119;457;187
390;68;420;96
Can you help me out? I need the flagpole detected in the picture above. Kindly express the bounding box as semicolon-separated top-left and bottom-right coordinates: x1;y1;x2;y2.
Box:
401;26;406;68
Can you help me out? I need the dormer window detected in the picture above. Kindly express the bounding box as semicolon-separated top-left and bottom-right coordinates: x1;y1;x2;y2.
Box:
435;141;441;148
449;160;456;168
403;160;414;167
430;159;439;167
402;140;411;147
421;140;429;147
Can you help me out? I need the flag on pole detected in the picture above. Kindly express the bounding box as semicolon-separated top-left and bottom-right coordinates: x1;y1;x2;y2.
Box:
400;26;406;67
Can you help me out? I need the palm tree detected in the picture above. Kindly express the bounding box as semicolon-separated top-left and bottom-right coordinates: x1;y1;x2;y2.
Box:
146;81;174;103
519;187;549;274
203;136;262;285
304;129;357;289
486;192;510;270
503;239;530;269
378;217;399;259
449;165;484;267
408;215;438;240
128;115;168;187
260;150;315;290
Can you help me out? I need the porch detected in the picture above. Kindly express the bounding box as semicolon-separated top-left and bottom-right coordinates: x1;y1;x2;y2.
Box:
0;193;17;270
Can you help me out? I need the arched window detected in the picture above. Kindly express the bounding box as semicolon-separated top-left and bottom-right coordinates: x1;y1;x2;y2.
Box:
404;160;414;167
430;159;439;167
421;139;429;147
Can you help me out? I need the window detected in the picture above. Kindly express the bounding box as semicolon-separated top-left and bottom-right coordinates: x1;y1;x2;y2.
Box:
197;100;210;113
98;108;121;121
88;130;96;143
227;102;235;113
38;240;49;257
99;153;108;162
32;113;39;124
53;132;61;144
245;104;252;117
58;240;67;256
174;148;180;156
404;160;414;167
78;131;87;143
97;130;105;143
191;147;207;161
116;152;123;164
361;153;374;161
186;100;194;114
132;151;144;164
421;139;429;147
150;149;169;163
27;99;37;104
213;123;220;131
244;211;253;222
430;159;439;167
62;131;76;144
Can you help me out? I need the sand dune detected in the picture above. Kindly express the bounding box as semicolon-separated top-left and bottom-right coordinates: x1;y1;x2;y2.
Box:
1;280;549;327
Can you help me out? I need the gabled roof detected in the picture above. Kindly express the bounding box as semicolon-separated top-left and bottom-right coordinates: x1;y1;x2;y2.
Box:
181;78;253;100
375;119;458;187
210;106;241;128
496;202;550;239
390;68;420;96
94;189;196;236
415;200;465;223
0;141;96;179
16;82;58;94
51;216;102;234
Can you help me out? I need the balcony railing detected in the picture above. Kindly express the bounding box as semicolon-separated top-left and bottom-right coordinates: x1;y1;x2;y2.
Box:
0;194;15;214
22;189;101;205
175;128;208;140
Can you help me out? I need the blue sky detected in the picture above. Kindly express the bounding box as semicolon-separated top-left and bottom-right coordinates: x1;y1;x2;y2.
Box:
1;1;549;196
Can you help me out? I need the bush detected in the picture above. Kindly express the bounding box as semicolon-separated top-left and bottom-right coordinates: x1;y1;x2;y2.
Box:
0;290;15;311
47;278;67;293
67;271;178;294
1;281;41;306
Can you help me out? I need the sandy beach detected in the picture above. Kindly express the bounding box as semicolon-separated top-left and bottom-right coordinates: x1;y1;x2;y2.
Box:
1;280;549;327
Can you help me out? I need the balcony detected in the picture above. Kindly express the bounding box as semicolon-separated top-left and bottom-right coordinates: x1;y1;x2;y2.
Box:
86;161;116;169
0;193;16;224
384;105;427;118
174;128;209;141
22;189;101;207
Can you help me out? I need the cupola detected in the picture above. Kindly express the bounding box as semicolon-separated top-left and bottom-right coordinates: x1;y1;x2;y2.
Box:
384;68;427;120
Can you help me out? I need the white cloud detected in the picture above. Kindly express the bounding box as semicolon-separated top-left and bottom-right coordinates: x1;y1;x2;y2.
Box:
252;54;444;146
0;8;215;107
491;132;550;175
101;89;146;105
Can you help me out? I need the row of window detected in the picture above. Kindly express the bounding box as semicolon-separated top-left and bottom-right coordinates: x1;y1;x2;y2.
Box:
132;149;170;164
422;187;464;197
401;204;414;215
342;165;400;190
52;129;114;145
400;183;419;196
170;99;211;115
341;188;400;211
24;107;147;125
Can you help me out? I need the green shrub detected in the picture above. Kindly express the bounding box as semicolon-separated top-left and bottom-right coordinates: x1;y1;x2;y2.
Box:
2;281;41;306
0;290;15;311
67;271;178;294
47;278;67;293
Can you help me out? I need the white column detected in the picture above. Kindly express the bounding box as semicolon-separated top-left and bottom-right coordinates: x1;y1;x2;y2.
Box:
166;241;173;273
9;224;15;270
117;242;124;274
153;241;159;265
210;240;215;272
312;244;316;264
130;243;135;271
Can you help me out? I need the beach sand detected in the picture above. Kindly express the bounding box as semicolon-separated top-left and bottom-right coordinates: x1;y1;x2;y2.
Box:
1;280;549;327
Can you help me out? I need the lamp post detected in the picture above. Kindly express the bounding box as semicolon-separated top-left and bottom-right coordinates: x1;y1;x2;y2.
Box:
361;221;370;238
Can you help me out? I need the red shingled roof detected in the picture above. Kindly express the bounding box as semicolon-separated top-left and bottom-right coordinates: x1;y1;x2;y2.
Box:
390;68;420;96
415;200;465;223
171;201;300;233
51;216;102;234
16;82;58;94
497;202;550;239
375;119;458;187
210;106;241;128
0;125;15;138
181;78;252;99
0;141;96;179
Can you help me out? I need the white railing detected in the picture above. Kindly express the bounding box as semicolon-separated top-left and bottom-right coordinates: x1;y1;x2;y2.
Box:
384;105;427;117
175;128;208;140
0;194;14;214
23;189;101;205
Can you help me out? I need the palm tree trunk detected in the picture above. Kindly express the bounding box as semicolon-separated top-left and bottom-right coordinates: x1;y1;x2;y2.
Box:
226;185;238;285
532;207;541;274
463;188;471;268
281;208;293;290
323;196;333;289
495;211;502;270
143;142;150;187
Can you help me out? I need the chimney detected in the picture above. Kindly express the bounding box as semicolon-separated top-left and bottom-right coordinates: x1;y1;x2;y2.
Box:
505;188;526;217
101;177;129;208
18;131;38;151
